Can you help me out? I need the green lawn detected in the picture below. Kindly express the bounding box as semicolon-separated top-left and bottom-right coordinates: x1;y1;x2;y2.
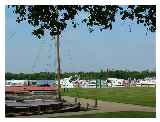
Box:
61;87;156;107
59;111;156;118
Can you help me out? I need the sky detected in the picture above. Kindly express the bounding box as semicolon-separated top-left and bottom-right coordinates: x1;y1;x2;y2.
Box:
5;6;156;73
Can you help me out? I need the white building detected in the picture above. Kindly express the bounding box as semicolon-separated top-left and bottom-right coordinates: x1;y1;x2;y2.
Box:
87;80;96;88
5;80;29;86
136;77;156;87
56;77;74;88
106;78;124;87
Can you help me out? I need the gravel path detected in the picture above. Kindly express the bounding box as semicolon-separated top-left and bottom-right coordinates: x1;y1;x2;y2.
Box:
17;96;155;118
63;96;155;112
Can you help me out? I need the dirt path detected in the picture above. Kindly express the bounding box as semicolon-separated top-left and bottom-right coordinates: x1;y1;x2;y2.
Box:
18;96;155;118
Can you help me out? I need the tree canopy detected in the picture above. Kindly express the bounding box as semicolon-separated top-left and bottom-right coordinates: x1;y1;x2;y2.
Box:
10;5;156;39
5;69;156;80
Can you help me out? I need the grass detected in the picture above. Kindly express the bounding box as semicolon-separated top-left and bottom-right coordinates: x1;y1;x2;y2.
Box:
61;87;156;107
59;111;156;118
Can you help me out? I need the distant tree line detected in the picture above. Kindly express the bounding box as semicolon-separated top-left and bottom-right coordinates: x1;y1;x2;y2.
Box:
5;69;156;80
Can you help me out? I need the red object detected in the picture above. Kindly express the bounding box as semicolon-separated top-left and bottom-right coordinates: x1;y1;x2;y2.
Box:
5;86;57;93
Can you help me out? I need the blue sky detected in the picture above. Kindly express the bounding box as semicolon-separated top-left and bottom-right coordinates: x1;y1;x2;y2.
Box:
5;6;156;73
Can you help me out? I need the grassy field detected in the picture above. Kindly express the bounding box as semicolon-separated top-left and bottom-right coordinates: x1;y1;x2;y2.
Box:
61;87;156;107
59;111;156;118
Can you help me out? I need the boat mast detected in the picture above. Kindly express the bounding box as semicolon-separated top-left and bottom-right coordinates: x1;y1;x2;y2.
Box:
56;34;61;100
55;6;61;100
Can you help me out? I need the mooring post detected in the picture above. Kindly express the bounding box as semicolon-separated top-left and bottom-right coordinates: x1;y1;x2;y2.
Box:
94;98;98;108
86;103;89;110
78;102;81;106
38;105;41;114
75;97;78;103
62;98;65;102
